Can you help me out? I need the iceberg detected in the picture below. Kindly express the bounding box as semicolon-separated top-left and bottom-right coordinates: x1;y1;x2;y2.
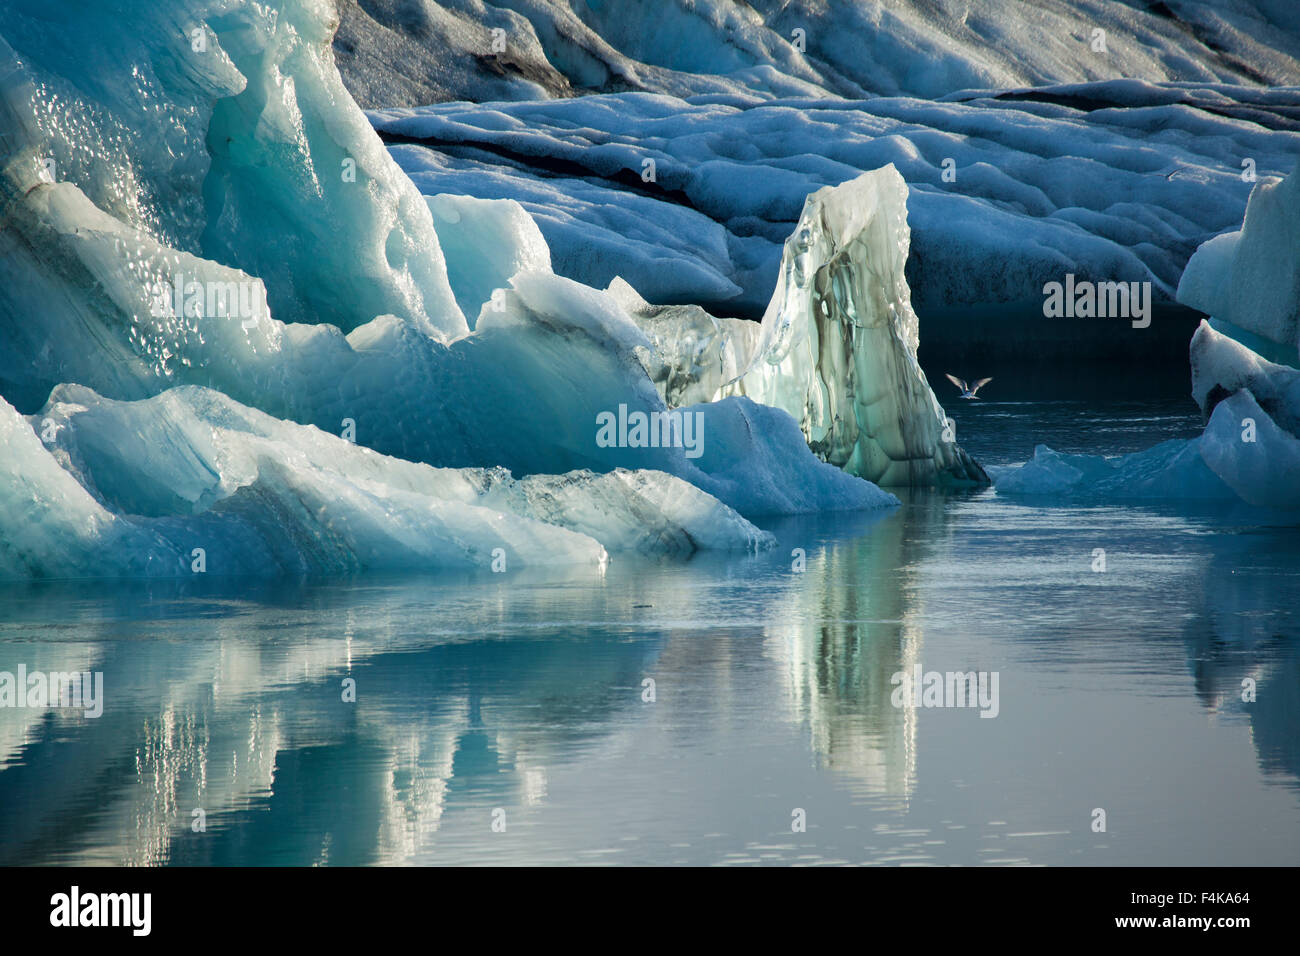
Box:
722;167;986;486
1182;319;1300;511
593;168;985;487
606;276;760;409
1189;320;1300;431
1200;388;1300;511
0;2;466;342
997;164;1300;511
0;0;900;579
989;440;1235;500
1176;165;1300;512
1178;166;1300;360
992;321;1300;511
1;383;776;579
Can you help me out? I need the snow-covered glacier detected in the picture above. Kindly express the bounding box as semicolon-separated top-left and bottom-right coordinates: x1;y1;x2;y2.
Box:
371;83;1300;349
335;0;1300;107
0;0;914;579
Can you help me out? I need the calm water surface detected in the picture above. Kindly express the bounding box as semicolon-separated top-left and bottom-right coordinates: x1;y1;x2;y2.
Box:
1;400;1296;865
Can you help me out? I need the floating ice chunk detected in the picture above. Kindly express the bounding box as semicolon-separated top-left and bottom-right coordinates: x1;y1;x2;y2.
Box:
723;166;986;486
1178;166;1300;357
2;383;776;579
1189;321;1300;435
1199;389;1300;511
1020;172;1300;512
469;275;895;514
991;441;1235;500
1181;324;1300;511
3;387;603;577
0;185;889;519
0;391;172;579
1163;169;1300;512
0;0;896;529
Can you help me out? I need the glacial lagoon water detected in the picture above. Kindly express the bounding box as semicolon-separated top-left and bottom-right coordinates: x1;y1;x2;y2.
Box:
1;397;1297;866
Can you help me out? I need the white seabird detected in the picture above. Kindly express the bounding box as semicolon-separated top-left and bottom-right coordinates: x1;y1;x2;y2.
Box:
945;374;993;399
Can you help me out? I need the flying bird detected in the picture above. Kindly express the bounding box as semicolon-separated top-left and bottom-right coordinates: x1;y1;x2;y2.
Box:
945;374;993;399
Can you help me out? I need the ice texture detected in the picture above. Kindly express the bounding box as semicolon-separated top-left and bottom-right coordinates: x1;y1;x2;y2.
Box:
1165;163;1300;511
426;192;552;329
722;168;986;486
372;83;1300;329
993;330;1300;510
995;156;1300;512
1190;321;1300;428
1;384;776;579
1182;320;1300;509
0;1;466;342
335;1;1300;108
1178;164;1300;359
2;173;893;516
1200;388;1300;510
0;0;899;579
607;277;760;409
990;440;1235;500
995;322;1300;510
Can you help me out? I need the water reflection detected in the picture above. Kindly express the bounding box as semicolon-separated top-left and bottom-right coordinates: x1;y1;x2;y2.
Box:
766;497;951;806
1186;531;1300;786
0;490;1297;865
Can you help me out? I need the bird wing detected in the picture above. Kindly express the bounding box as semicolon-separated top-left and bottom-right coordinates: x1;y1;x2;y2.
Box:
944;373;966;392
971;377;993;395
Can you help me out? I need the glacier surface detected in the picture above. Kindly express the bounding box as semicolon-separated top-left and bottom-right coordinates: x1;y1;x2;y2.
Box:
335;0;1300;107
372;83;1300;336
